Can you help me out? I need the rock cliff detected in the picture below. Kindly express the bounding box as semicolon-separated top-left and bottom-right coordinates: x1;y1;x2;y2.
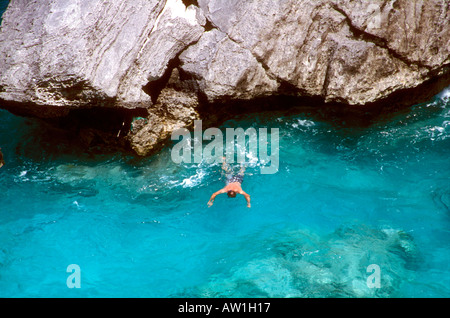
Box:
0;0;449;155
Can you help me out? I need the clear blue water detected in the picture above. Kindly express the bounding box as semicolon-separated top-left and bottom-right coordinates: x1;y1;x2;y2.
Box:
1;0;449;298
1;87;449;298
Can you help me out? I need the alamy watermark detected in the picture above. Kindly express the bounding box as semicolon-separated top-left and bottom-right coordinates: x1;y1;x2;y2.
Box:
170;120;279;174
366;264;381;289
66;264;81;289
64;263;381;291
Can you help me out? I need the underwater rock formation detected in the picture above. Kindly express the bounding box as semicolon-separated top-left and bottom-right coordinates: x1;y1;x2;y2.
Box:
0;0;449;155
191;225;419;297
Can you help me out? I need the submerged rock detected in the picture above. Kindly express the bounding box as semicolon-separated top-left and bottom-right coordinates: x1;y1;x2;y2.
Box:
192;225;419;298
0;0;449;155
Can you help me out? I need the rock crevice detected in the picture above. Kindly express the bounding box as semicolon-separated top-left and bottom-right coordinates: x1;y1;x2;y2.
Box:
330;3;430;73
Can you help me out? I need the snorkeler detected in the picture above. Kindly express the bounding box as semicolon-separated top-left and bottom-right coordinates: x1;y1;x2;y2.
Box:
0;147;4;168
207;157;251;208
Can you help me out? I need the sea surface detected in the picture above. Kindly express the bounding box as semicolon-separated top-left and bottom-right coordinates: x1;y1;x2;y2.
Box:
1;87;449;297
1;1;450;298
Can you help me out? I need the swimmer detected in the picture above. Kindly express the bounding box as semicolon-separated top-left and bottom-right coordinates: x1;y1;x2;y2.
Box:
207;157;251;208
0;147;4;168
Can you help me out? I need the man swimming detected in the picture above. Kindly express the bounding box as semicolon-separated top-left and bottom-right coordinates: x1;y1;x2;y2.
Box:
207;157;251;208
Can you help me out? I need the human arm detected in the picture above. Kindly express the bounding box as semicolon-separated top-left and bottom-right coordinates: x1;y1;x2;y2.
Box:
207;189;226;207
240;191;251;208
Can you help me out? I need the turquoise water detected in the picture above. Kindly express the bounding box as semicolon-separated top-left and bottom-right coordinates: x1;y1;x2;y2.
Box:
1;0;449;298
0;87;449;297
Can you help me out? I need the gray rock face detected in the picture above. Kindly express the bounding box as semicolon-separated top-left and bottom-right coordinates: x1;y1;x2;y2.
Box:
0;0;449;155
0;0;203;114
189;0;449;104
180;28;279;101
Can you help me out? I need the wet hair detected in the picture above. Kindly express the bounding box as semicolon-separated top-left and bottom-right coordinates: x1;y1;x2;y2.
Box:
227;190;237;198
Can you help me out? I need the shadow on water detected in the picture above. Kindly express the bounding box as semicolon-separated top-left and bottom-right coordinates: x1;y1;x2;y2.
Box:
1;84;449;169
0;0;9;25
0;109;137;170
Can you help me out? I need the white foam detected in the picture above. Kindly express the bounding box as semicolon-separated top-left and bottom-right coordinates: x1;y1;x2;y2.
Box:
181;169;206;188
437;86;450;103
297;119;315;127
72;200;82;210
245;152;259;167
291;119;315;129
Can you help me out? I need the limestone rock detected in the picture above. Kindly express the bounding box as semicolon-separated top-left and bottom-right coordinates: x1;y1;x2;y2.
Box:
0;0;449;155
127;86;200;156
179;28;279;102
0;0;204;116
190;0;449;104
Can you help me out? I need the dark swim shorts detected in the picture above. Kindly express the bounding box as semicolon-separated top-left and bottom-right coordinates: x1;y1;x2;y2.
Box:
226;173;244;184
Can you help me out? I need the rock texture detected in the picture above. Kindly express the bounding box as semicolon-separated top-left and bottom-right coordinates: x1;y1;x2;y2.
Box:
188;0;449;104
0;0;449;155
193;226;419;297
0;0;202;111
